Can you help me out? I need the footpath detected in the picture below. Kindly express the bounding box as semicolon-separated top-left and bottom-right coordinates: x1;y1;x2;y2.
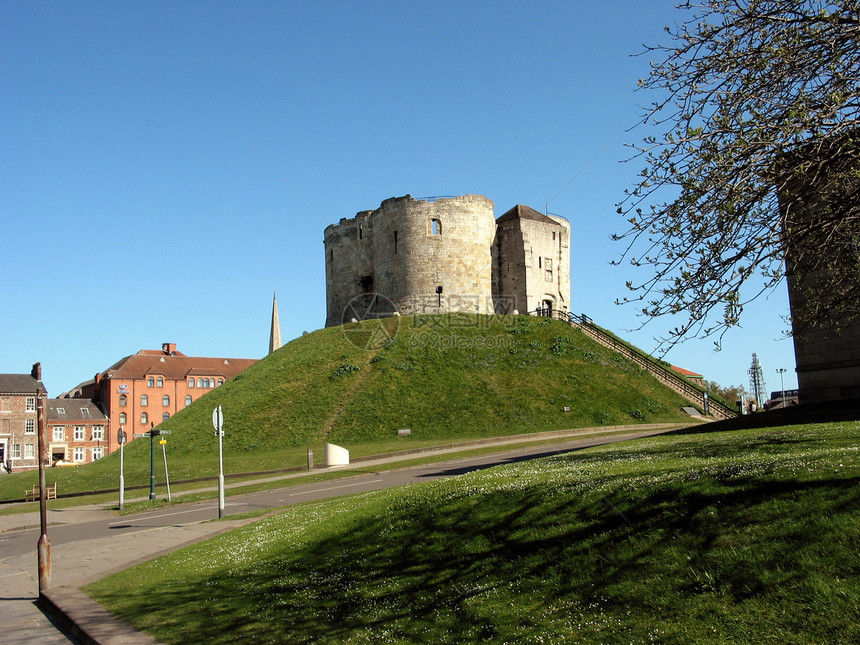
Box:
0;424;696;645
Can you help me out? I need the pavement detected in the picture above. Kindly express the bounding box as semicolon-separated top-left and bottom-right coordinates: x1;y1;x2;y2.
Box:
0;423;696;644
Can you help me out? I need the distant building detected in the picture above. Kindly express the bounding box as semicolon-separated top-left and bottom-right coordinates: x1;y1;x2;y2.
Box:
0;363;45;472
324;194;571;326
71;343;257;452
47;398;108;465
670;365;704;387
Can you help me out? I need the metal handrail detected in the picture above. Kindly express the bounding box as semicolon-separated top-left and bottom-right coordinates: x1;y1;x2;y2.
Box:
528;310;737;419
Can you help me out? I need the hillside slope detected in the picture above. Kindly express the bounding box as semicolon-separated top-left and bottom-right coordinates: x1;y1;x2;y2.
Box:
162;314;693;450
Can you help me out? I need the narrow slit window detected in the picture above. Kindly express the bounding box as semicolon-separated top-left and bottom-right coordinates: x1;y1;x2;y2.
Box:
431;219;441;235
394;230;398;254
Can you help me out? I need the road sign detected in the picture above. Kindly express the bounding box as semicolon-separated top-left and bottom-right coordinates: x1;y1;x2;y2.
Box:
212;405;224;432
117;428;127;445
159;439;167;445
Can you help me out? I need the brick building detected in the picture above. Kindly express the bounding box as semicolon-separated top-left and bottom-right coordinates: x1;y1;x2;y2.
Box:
0;363;46;472
72;343;257;450
47;398;109;465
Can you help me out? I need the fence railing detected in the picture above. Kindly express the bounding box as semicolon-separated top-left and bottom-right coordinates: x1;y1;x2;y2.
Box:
529;310;737;420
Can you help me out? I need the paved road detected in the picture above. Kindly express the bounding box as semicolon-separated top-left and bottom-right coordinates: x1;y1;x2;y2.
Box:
0;427;677;644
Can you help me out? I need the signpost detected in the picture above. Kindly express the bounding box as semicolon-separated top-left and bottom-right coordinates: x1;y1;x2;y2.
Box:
117;427;127;510
212;405;225;518
160;438;172;501
133;425;172;500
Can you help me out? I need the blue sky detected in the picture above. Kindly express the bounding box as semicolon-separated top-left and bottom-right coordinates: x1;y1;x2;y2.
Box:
1;0;798;398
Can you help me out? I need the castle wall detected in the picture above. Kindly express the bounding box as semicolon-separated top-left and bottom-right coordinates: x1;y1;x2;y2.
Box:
324;194;569;326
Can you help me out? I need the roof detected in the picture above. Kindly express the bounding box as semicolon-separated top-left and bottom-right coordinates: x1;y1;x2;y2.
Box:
670;365;704;379
47;398;108;422
101;350;258;381
496;204;563;226
0;374;46;394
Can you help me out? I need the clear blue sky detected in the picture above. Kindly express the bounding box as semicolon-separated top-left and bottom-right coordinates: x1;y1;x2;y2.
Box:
1;0;798;399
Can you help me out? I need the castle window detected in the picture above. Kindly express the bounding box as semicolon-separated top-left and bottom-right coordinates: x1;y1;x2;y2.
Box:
553;231;556;241
359;224;363;240
538;257;542;269
431;219;441;235
394;230;398;254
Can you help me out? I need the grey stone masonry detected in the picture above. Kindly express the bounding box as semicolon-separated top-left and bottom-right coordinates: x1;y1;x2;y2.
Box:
324;194;571;326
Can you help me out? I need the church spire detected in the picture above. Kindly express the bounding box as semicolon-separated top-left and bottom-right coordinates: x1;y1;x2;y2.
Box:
269;291;282;355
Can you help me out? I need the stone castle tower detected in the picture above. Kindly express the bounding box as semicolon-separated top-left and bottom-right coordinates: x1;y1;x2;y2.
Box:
323;194;570;327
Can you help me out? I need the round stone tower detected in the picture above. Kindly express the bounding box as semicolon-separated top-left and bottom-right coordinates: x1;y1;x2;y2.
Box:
324;194;496;325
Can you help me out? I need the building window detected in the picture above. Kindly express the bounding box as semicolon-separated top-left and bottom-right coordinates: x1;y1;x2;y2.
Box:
394;230;398;254
217;378;224;386
92;447;103;460
188;378;195;388
162;412;170;421
26;397;36;412
119;412;127;425
204;378;212;388
25;419;35;434
24;443;35;459
140;412;148;425
157;377;164;387
197;378;204;388
74;426;85;441
74;447;85;462
56;407;65;414
185;395;192;406
92;426;103;440
162;395;170;406
11;444;21;459
147;377;154;387
431;219;441;235
53;427;64;441
119;394;127;406
141;395;148;406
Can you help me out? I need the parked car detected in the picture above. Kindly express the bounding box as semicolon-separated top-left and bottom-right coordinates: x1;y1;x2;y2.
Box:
53;459;78;467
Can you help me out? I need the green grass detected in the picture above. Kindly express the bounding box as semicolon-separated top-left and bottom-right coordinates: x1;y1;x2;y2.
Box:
0;314;694;502
85;421;860;644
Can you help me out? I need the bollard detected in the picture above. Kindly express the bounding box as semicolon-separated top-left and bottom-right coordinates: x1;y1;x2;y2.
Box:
307;449;314;470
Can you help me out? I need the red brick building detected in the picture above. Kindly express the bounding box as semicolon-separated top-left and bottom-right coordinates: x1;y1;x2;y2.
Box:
74;343;257;451
47;398;109;465
0;364;45;472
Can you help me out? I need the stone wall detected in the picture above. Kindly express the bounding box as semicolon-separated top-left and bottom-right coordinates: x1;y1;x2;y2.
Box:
324;194;570;326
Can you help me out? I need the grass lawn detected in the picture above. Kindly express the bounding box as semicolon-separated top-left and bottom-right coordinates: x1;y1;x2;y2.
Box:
85;421;860;644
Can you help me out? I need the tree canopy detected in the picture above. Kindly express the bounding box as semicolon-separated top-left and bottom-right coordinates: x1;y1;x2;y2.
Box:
615;0;860;348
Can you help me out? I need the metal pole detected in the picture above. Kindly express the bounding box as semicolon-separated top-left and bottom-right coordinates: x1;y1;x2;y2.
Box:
777;368;787;407
217;426;225;518
119;437;125;510
161;440;172;502
149;423;156;500
36;389;51;592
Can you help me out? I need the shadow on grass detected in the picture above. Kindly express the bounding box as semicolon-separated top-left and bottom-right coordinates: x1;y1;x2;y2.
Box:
94;470;860;644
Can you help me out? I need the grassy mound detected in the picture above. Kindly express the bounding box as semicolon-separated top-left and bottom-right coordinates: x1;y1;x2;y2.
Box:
85;421;860;643
1;315;693;499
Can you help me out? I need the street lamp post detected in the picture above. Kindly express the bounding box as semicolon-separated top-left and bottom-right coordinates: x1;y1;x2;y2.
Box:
117;427;127;510
776;368;787;408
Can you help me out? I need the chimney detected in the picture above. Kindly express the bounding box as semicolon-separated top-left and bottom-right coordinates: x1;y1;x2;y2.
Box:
162;343;177;356
31;362;42;381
